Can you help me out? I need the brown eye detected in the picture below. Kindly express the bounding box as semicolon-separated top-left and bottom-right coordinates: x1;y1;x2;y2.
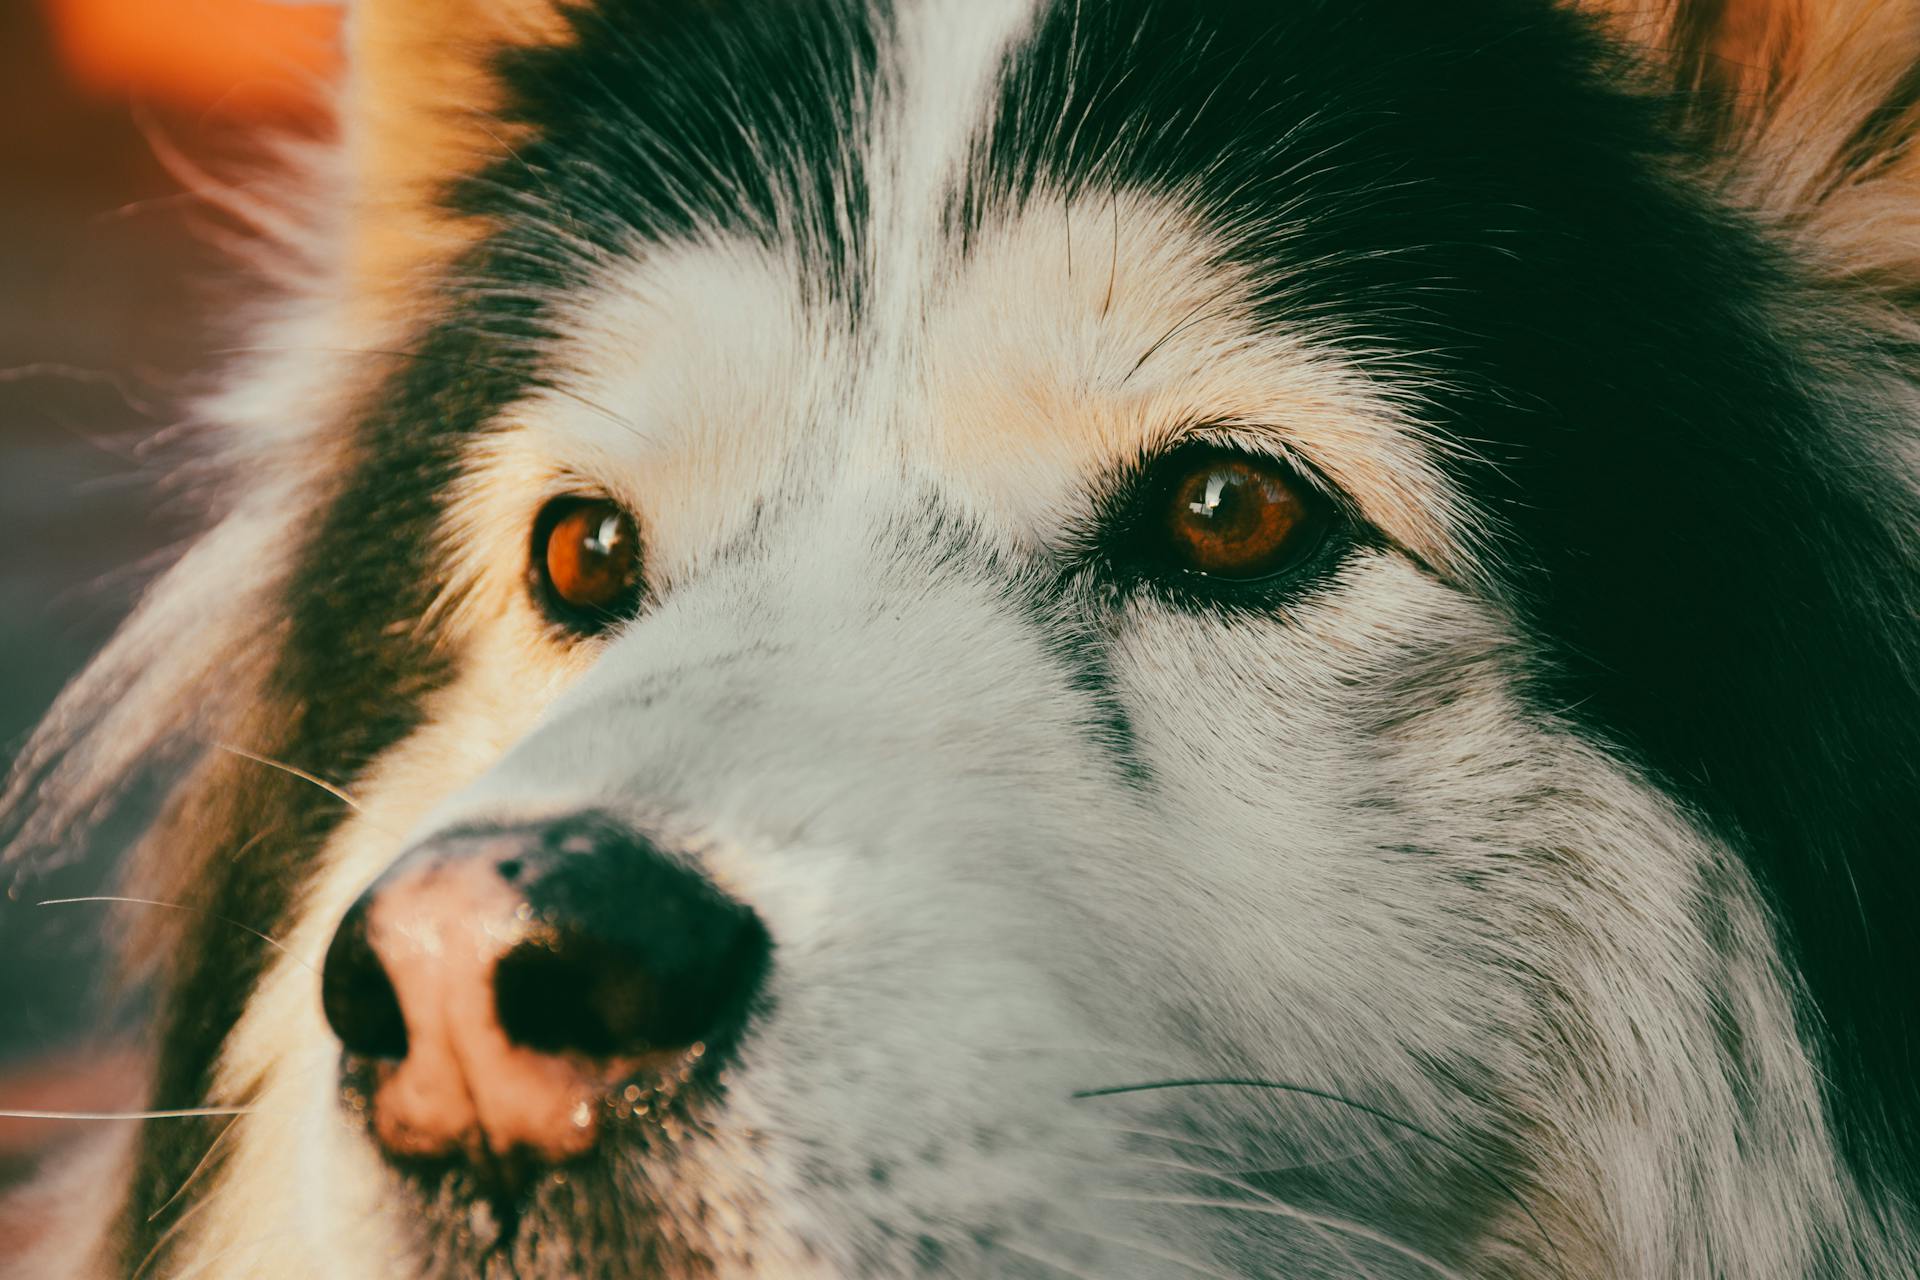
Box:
1160;452;1325;580
531;497;643;631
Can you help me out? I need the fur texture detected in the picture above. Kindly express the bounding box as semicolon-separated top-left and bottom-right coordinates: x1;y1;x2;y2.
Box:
6;1;1920;1276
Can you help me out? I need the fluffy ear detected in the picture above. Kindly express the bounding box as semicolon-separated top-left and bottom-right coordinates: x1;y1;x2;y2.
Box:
344;0;570;304
1580;0;1920;304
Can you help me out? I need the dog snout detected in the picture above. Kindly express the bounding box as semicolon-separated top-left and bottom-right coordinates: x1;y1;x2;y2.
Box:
319;815;771;1165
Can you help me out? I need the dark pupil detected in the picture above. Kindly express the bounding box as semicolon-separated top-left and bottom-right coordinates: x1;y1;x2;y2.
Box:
582;514;623;561
1188;468;1265;539
551;505;634;609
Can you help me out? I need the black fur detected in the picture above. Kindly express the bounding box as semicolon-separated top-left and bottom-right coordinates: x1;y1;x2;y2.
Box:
461;0;885;310
122;292;550;1263
980;0;1920;1195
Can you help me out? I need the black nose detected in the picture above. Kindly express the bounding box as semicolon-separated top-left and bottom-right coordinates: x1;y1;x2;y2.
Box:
491;821;770;1059
320;814;771;1161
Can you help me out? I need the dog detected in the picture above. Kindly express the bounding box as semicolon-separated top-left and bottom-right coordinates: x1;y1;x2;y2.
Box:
5;0;1920;1275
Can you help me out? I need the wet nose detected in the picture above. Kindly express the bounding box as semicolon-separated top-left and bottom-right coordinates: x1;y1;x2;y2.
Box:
320;815;770;1163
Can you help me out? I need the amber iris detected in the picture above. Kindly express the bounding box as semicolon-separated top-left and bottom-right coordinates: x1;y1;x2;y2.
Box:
536;499;642;623
1163;454;1318;579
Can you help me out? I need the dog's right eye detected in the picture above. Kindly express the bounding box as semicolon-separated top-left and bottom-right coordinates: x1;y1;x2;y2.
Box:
1123;446;1335;586
530;497;644;633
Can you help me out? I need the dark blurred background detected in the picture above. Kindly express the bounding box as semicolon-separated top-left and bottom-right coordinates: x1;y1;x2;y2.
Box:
0;0;340;1189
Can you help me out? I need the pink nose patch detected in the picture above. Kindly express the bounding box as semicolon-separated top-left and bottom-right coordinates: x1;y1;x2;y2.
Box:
358;858;643;1163
322;816;771;1170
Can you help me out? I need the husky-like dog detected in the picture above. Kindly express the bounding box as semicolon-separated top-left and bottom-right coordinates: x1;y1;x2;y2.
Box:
6;0;1920;1275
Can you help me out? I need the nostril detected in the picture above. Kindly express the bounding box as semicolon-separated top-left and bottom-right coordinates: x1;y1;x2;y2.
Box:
496;858;524;882
495;936;641;1057
321;896;409;1060
493;900;770;1060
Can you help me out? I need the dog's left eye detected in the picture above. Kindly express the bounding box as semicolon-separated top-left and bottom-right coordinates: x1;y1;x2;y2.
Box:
530;497;644;632
1149;450;1329;581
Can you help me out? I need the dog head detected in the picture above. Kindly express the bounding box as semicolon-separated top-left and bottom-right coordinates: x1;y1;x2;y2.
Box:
8;2;1920;1276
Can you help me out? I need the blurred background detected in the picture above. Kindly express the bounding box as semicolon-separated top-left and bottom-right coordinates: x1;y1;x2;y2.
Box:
0;0;341;1190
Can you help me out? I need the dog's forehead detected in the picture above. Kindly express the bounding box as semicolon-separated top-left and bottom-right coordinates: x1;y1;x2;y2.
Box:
473;0;1479;578
515;198;1465;580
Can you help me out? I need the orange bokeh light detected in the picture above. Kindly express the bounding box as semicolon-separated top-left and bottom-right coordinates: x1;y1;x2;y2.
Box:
45;0;343;114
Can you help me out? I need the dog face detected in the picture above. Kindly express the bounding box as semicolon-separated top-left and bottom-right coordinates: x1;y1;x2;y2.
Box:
8;1;1920;1277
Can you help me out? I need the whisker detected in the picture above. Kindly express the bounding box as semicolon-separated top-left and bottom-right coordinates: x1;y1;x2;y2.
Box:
1063;1147;1375;1276
1072;1077;1564;1276
212;743;363;813
153;1168;447;1279
1102;195;1120;317
992;1238;1103;1280
1064;196;1073;281
137;1129;395;1280
149;1114;243;1222
1094;1191;1462;1280
145;1049;338;1230
1086;1116;1417;1176
1085;1121;1245;1161
1118;293;1235;385
1048;1220;1245;1279
1229;1130;1419;1177
132;1177;220;1280
209;746;415;847
38;896;317;976
1106;1149;1386;1276
0;1107;254;1121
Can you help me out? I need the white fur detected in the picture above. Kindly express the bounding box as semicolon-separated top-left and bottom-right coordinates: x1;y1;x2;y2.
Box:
7;2;1912;1277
